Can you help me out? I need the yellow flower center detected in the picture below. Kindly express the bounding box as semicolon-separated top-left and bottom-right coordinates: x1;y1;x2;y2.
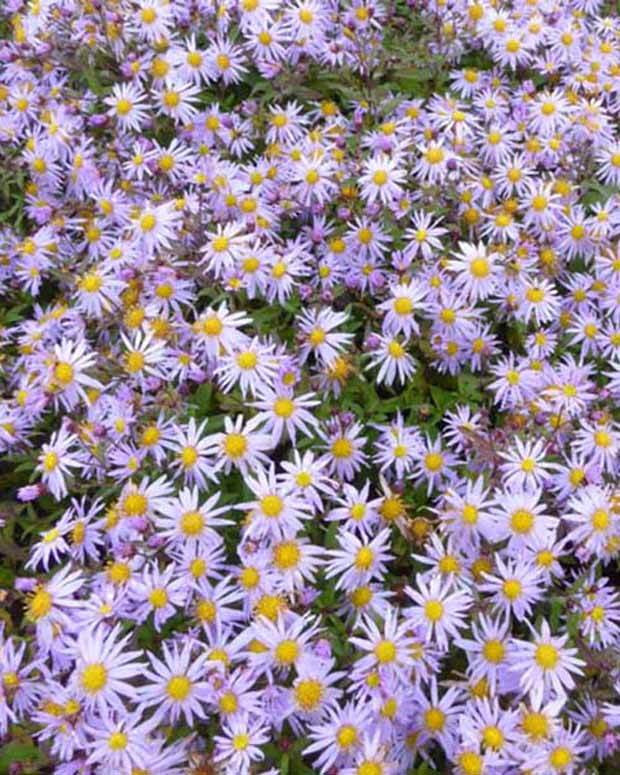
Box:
123;492;148;516
275;639;299;665
393;297;413;315
535;643;559;670
273;540;300;569
482;725;504;749
180;510;204;536
502;578;522;600
167;675;191;701
372;170;388;186
459;752;483;775
260;494;283;518
81;663;108;694
424;707;445;731
374;639;397;663
354;547;374;570
108;731;128;750
511;509;534;534
54;361;74;385
42;451;59;472
224;433;247;459
549;747;572;770
337;724;358;749
28;588;52;621
424;599;444;622
293;677;324;713
331;438;353;458
425;452;443;472
482;639;505;663
139;213;157;232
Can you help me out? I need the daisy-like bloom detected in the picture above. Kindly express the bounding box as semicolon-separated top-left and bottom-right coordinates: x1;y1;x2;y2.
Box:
238;465;312;540
510;621;585;706
22;565;83;651
156;487;231;548
446;242;500;302
528;723;588;775
204;414;273;476
415;141;453;183
213;713;270;773
297;307;352;366
373;413;422;479
405;574;472;650
304;700;373;773
0;628;41;733
192;303;251;358
415;679;464;754
576;574;620;649
528;89;574;136
378;279;429;337
251;388;320;444
279;451;335;512
121;329;167;384
271;536;324;593
169;419;216;488
596;143;620;186
438;478;496;547
326;481;382;535
133;0;173;41
325;528;393;591
118;475;172;521
459;697;520;762
350;606;416;679
287;656;344;723
128;563;185;631
481;557;544;622
456;614;514;691
46;338;102;410
563;485;618;558
360;154;406;205
412;435;456;495
517;278;562;326
489;488;557;549
104;83;150;131
70;625;145;713
366;335;416;386
246;613;320;676
75;264;123;318
320;421;367;481
27;520;69;572
201;225;251;277
138;641;213;725
130;201;181;251
216;338;280;397
573;420;620;474
487;355;540;410
207;38;248;85
404;211;447;261
292;153;338;207
84;710;155;771
341;731;398;775
36;426;83;500
153;79;201;124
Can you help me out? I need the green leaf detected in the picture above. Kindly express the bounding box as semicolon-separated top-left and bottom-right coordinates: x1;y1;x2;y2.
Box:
0;740;44;771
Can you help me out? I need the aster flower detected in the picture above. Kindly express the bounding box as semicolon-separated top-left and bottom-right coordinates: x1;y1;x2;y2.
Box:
138;641;213;725
70;625;145;713
405;574;472;650
510;621;585;706
213;713;270;773
36;426;83;500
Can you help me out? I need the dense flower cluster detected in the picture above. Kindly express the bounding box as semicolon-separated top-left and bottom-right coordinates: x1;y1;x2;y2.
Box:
3;0;620;773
